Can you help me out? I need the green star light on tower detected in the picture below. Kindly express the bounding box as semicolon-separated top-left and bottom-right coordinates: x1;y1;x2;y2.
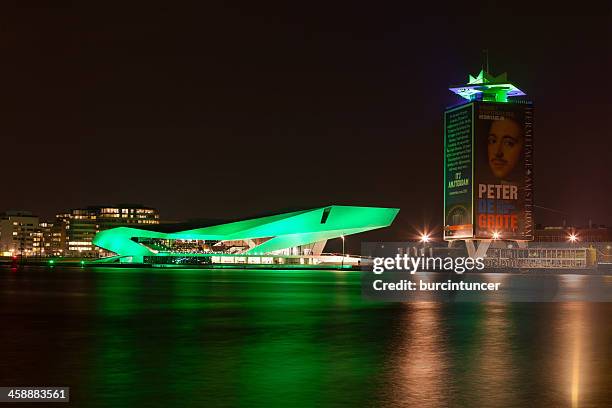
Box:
449;70;526;102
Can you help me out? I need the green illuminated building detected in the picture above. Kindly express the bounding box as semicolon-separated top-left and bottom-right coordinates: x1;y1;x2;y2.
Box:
92;205;399;265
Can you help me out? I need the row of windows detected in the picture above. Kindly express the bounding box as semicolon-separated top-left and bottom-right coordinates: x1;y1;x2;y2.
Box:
98;214;158;219
68;241;93;246
10;222;36;226
100;208;157;215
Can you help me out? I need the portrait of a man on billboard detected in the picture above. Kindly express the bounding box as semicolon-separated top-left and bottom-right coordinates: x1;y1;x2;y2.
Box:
487;116;524;181
474;102;530;240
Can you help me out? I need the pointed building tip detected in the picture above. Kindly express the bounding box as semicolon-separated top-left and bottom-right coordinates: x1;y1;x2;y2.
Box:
468;70;485;85
467;70;510;85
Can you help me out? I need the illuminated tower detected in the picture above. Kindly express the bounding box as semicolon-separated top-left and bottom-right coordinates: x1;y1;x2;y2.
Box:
443;69;533;257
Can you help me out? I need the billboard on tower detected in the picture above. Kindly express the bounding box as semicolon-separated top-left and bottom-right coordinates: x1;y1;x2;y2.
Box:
443;103;474;239
444;101;533;241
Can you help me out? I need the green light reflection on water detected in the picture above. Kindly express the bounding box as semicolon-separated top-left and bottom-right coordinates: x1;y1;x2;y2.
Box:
87;268;393;407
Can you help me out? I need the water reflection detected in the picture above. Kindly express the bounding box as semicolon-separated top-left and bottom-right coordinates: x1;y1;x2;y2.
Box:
471;303;517;407
563;303;586;408
380;297;611;407
0;267;610;407
383;302;522;407
386;302;450;407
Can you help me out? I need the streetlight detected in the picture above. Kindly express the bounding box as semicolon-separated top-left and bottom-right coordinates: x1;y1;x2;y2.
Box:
419;232;431;257
492;231;501;240
568;233;578;243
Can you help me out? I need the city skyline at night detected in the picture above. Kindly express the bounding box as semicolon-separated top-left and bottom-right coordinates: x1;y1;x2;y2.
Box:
2;3;610;239
1;4;611;407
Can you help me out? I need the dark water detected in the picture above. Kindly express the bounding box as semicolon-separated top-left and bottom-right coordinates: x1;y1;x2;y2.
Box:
0;266;610;407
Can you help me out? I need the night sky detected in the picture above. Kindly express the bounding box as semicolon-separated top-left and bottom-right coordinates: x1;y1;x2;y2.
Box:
3;2;611;247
